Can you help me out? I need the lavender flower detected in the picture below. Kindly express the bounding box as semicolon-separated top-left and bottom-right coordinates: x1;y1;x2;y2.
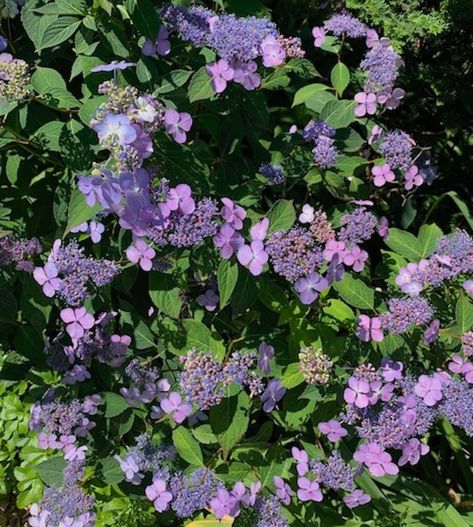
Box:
360;42;403;93
380;297;434;334
324;11;368;38
261;379;286;412
259;163;285;185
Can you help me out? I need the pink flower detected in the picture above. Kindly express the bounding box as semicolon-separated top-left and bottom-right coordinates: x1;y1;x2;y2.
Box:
160;392;192;424
166;184;195;215
463;280;473;294
318;419;348;441
237;241;268;276
414;375;443;406
206;59;234;93
250;218;269;241
366;29;379;48
126;239;156;271
377;87;406;110
380;359;403;381
344;376;371;408
344;489;371;508
356;315;383;342
38;432;59;450
220;198;246;230
354;443;399;477
60;307;95;340
33;262;62;297
63;443;87;462
299;204;315;224
261;36;286;67
354;92;377;117
323;240;347;262
291;447;309;476
368;124;383;145
371;163;395;187
145;479;173;512
312;26;326;47
343;246;368;272
213;224;244;259
404;165;424;190
233;61;261;90
273;476;293;505
164;109;192;144
297;477;323;502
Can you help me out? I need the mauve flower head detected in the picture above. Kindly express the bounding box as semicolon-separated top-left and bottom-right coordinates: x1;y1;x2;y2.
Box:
273;476;293;505
146;479;173;512
366;28;379;48
378;87;405;110
142;26;171;57
210;489;238;519
213;224;244;259
261;379;286;412
297;477;323;502
126;239;155;271
299;204;315;224
294;272;328;305
343;489;371;508
356;315;383;342
258;342;274;374
312;26;326;47
414;375;443;406
206;59;234;93
250;218;269;241
166;184;195;215
261;35;286;67
404;165;424;190
221;198;246;230
237;241;268;276
380;358;403;382
232;60;261;90
60;307;95;340
424;319;440;344
164;109;192;144
342;246;368;272
291;447;309;476
93;113;137;146
196;289;219;312
354;92;377;117
378;216;389;239
398;438;429;466
318;419;348;441
353;443;399;477
323;240;347;262
160;392;192;424
88;221;105;243
344;376;371;408
33;262;62;298
372;163;395;187
91;60;136;73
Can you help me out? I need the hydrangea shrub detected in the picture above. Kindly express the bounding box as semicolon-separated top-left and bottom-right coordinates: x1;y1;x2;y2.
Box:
0;1;472;526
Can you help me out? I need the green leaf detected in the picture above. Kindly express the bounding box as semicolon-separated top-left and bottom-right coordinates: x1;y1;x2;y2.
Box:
330;62;350;96
149;272;182;319
37;16;82;51
267;200;296;234
64;189;101;236
34;457;66;487
281;363;304;389
188;67;214;103
124;0;161;38
417;224;442;258
133;320;156;350
384;228;426;261
154;70;193;95
182;319;225;359
333;275;374;310
31;67;80;109
456;294;473;333
172;426;204;466
217;260;239;309
323;299;355;322
210;391;250;454
99;457;124;484
319;99;356;128
258;276;288;312
292;83;329;107
103;392;129;418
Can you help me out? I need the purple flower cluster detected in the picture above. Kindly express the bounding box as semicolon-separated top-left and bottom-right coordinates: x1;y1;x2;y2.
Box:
379;130;414;172
323;11;368;38
115;434;175;485
33;239;120;306
360;40;403;93
161;4;295;95
0;235;41;271
303;119;340;169
298;346;333;384
30;394;101;460
120;358;170;407
339;206;377;246
379;297;434;334
179;348;262;410
259;163;286;185
90;80;191;170
0;50;30;101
